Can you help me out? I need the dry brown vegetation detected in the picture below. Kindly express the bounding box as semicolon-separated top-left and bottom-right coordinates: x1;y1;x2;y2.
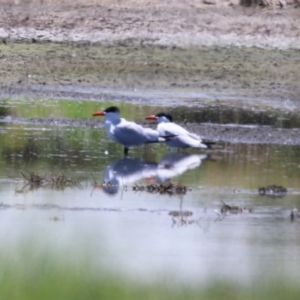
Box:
258;185;287;197
133;182;189;196
21;171;82;187
1;0;299;7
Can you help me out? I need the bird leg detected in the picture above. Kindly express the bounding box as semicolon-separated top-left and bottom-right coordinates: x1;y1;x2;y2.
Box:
124;147;129;156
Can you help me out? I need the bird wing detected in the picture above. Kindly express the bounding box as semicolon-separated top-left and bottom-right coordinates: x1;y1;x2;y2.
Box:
187;132;201;141
117;119;144;134
175;134;206;148
158;122;186;136
113;119;161;146
158;122;200;140
142;127;160;142
113;119;144;145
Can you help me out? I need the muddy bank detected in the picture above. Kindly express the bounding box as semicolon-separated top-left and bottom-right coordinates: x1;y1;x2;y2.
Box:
1;116;300;145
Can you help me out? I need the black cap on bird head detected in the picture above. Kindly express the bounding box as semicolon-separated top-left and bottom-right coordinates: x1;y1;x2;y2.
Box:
104;106;120;114
156;112;173;122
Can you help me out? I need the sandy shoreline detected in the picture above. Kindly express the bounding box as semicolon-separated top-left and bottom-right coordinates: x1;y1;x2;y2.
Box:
1;2;300;49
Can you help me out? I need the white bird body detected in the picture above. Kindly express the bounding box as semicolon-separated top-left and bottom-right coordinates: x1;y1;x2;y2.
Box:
157;122;207;149
146;113;209;149
105;117;161;147
93;106;165;155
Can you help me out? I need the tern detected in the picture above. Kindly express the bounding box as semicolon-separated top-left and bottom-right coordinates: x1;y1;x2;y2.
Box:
145;112;213;150
92;106;169;155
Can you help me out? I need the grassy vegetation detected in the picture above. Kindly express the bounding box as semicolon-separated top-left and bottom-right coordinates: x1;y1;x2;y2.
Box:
0;250;299;300
1;42;299;100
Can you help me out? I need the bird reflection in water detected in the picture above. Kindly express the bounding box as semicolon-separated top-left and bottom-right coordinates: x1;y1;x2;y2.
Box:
99;153;208;196
101;157;157;195
156;153;207;183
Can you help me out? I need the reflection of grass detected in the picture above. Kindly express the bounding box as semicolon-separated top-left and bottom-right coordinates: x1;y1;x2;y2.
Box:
1;250;299;300
0;99;10;116
6;97;159;122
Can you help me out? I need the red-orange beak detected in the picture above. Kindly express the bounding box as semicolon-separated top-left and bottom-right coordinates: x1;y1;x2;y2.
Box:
92;110;105;116
145;114;157;121
146;177;156;184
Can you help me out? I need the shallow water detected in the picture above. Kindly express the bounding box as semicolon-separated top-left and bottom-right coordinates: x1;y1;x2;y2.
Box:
0;98;300;286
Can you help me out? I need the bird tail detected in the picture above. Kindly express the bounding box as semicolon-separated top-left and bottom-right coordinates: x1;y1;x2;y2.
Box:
202;140;215;149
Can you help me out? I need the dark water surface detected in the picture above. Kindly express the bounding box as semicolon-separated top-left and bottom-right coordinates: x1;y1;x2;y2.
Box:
0;97;300;285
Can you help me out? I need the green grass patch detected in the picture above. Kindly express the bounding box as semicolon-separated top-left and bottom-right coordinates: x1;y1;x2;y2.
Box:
0;249;299;300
